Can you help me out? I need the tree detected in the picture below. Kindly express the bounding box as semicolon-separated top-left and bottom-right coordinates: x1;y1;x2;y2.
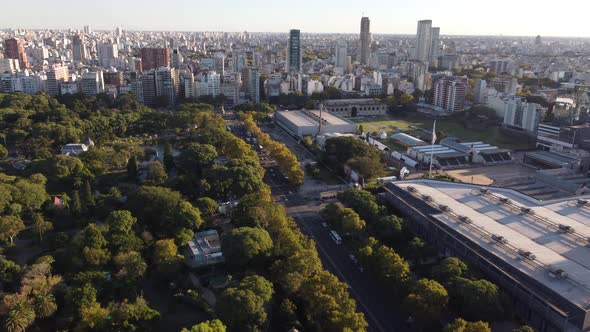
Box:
81;224;110;268
107;210;142;252
400;93;414;105
221;227;273;269
0;257;21;285
32;213;53;242
0;144;8;160
107;296;160;330
337;189;385;222
163;142;175;172
147;160;168;185
0;293;36;332
127;186;203;238
0;215;25;245
300;270;368;331
347;156;384;180
454;278;505;321
177;143;218;176
403;278;448;327
70;190;82;215
114;251;147;280
181;319;226;332
336;207;366;234
238;275;274;303
82;180;95;208
444;318;491;332
375;215;403;243
512;326;535;332
127;155;139;179
153;239;178;264
431;257;468;284
195;197;218;220
216;288;267;331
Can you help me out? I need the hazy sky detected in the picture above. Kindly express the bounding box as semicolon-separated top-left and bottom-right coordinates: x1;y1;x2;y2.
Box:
3;0;590;37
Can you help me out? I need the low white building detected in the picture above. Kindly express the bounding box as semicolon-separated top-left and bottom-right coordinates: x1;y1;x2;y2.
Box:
61;143;88;156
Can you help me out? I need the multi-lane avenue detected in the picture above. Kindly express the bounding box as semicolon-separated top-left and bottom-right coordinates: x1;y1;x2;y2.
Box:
289;210;407;332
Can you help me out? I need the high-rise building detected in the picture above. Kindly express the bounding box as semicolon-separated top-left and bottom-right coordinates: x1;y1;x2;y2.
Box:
231;50;247;73
415;20;433;63
140;48;171;71
430;27;440;66
433;76;468;112
360;17;371;65
171;48;183;69
45;64;69;97
83;25;92;34
222;72;241;107
155;67;178;107
103;71;124;86
141;71;157;106
80;71;105;96
97;42;118;67
0;58;20;73
287;29;302;73
248;67;261;103
489;59;513;73
214;53;225;76
4;38;29;69
335;40;347;68
197;71;221;97
72;34;86;63
474;78;487;104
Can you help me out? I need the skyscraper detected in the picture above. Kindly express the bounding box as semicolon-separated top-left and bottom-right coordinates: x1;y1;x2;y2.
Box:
415;20;433;63
97;41;118;67
4;38;29;69
430;27;440;66
72;34;86;63
360;17;371;65
287;29;302;73
140;48;171;71
335;40;347;68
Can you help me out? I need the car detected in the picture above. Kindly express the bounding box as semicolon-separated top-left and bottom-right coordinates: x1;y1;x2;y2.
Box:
321;222;328;227
348;254;358;264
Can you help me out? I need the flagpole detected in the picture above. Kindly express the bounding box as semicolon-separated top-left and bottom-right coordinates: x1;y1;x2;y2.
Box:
429;120;436;179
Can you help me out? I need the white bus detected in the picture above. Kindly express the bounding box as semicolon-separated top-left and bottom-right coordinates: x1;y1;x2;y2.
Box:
330;230;342;245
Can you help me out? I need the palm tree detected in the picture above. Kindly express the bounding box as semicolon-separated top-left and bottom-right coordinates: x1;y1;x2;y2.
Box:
1;293;36;332
33;292;57;318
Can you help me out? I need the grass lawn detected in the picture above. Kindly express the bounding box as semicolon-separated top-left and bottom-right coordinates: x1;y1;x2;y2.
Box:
353;113;536;151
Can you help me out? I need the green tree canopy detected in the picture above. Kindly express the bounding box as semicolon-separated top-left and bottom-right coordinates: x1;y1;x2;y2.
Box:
221;227;273;269
127;186;202;238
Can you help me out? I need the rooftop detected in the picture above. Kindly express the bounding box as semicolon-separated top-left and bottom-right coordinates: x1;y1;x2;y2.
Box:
277;110;353;127
323;98;385;105
394;180;590;311
186;229;224;268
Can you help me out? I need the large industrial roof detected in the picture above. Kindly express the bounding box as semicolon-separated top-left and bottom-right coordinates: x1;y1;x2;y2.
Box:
394;180;590;311
277;110;353;127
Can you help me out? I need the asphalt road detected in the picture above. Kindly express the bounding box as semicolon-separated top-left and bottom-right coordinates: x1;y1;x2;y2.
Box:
290;211;407;332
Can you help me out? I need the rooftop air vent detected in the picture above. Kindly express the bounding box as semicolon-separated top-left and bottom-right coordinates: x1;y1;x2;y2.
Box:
559;224;574;233
491;234;508;244
518;250;536;260
457;215;472;224
439;204;451;212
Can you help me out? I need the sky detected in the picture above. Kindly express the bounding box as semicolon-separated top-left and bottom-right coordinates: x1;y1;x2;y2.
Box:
3;0;590;37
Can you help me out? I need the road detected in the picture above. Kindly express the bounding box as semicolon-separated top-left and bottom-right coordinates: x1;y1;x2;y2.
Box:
289;210;407;332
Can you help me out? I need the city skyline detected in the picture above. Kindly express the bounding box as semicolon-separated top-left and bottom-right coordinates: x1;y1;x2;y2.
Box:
3;0;590;37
